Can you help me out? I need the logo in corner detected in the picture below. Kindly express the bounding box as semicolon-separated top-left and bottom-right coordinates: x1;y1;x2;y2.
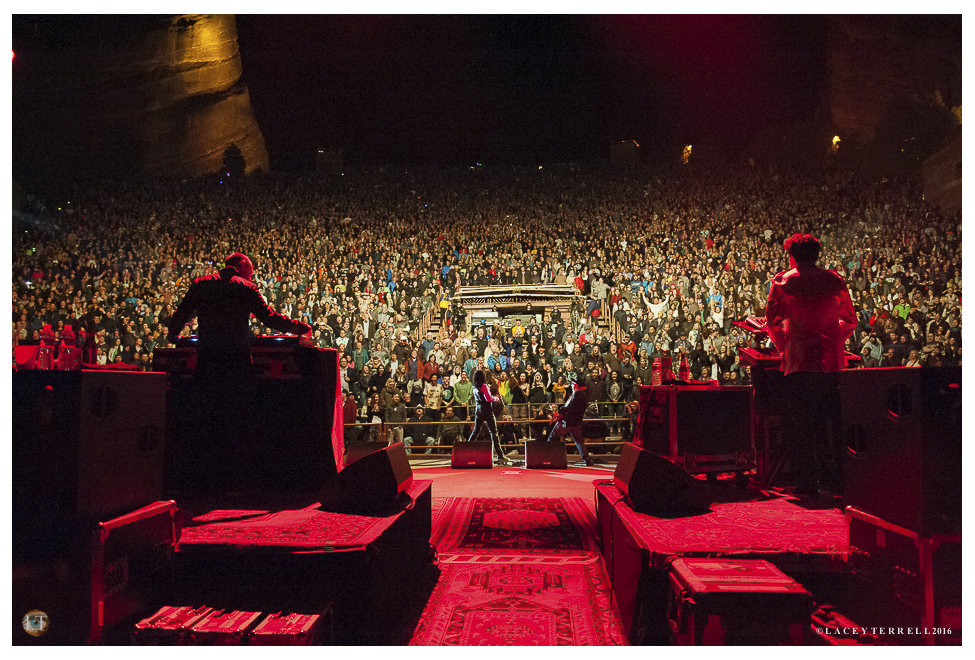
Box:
23;610;50;637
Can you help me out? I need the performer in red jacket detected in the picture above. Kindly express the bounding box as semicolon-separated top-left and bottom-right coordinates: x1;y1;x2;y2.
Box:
765;233;856;498
168;252;311;375
166;252;311;493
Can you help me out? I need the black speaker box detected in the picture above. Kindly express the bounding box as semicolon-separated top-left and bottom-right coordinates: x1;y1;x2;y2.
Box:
841;367;961;536
317;442;413;515
163;345;340;495
635;384;752;463
524;440;568;469
451;441;494;469
613;443;712;516
12;370;167;554
346;442;389;466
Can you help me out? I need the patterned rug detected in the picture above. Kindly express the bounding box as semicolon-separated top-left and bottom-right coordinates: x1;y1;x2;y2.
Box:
177;506;394;552
409;552;626;646
595;483;847;566
177;481;430;553
431;497;599;555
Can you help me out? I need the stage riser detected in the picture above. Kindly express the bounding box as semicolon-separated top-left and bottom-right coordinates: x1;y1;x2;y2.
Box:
595;481;847;645
174;483;432;645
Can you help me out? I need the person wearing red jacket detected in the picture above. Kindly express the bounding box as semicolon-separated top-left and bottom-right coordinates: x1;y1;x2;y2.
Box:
765;234;856;499
166;252;311;493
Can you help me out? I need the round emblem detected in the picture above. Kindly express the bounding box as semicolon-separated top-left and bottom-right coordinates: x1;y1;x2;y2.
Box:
22;610;50;637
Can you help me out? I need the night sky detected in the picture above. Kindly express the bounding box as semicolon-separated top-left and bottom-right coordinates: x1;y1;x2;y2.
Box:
234;15;829;171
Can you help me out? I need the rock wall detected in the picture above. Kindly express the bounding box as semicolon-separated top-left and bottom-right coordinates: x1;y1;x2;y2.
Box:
13;14;269;182
828;15;961;147
922;137;962;214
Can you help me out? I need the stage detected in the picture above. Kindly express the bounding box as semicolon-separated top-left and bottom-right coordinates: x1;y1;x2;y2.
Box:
13;451;957;645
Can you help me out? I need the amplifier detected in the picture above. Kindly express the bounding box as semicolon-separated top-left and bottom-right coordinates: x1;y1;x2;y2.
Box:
524;440;568;469
841;367;961;536
12;370;167;548
635;384;754;476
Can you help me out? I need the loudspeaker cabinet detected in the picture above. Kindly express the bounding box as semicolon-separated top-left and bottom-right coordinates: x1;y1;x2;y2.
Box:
635;384;755;476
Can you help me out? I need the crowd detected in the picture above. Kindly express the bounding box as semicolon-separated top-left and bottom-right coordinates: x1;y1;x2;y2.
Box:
12;163;962;441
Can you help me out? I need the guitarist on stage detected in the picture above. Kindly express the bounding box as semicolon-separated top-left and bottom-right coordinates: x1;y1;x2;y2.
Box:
466;369;510;466
547;376;596;466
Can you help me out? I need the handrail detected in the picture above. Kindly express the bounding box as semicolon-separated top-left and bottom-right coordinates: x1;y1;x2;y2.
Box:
345;400;635;453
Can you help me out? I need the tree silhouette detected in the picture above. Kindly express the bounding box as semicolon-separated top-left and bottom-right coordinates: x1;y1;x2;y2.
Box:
222;143;246;180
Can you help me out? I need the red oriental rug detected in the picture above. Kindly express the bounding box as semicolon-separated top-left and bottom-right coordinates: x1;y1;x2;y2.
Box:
595;483;847;569
177;481;431;553
177;506;393;552
409;553;626;646
431;497;599;555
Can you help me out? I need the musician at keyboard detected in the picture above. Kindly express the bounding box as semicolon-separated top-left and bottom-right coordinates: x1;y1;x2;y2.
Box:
167;252;312;376
165;252;313;494
765;233;857;500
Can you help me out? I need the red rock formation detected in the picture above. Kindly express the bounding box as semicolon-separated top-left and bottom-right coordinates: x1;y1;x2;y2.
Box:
13;14;269;182
828;15;961;147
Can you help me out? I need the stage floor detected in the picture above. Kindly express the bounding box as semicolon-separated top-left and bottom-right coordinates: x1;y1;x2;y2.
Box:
411;462;617;501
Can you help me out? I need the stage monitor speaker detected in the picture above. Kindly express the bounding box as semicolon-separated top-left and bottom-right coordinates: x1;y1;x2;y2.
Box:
345;442;389;466
613;443;711;516
317;442;413;515
524;440;567;469
841;367;961;536
451;441;494;469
